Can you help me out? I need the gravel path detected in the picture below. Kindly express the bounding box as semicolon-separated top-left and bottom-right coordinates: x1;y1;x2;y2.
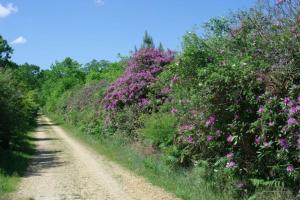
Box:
9;116;178;200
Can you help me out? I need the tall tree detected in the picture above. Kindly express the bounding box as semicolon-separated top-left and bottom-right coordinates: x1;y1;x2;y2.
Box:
158;42;164;52
141;31;155;49
0;35;13;68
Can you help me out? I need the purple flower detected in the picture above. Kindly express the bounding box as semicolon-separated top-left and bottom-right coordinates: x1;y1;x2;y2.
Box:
295;130;300;135
103;48;175;110
226;160;236;169
287;118;297;125
171;108;178;114
257;106;265;114
186;135;193;143
279;138;289;150
287;165;294;172
207;135;214;142
297;138;300;150
227;135;234;143
206;115;216;126
255;135;261;145
288;105;300;115
215;130;222;137
268;121;275;127
226;152;234;159
297;96;300;102
179;124;195;132
263;141;271;148
138;98;149;108
276;0;285;4
284;97;293;107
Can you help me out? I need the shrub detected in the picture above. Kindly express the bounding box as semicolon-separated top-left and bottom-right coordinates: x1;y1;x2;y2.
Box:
103;48;175;110
141;113;177;145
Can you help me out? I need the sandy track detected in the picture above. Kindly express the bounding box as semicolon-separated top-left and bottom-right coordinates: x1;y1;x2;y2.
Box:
9;116;178;200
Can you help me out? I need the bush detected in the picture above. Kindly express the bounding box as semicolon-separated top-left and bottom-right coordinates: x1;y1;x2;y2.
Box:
141;113;177;145
103;48;174;110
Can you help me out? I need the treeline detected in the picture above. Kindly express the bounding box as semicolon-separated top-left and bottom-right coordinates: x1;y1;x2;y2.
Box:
0;36;40;149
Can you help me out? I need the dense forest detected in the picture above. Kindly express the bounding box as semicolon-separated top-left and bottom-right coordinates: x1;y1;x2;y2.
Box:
1;0;299;199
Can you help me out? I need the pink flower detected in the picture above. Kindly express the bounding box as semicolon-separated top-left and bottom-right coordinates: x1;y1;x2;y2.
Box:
171;108;178;114
215;130;222;137
287;165;294;172
284;97;293;107
227;135;234;143
268;121;275;127
279;138;289;150
206;115;216;126
257;106;265;114
179;124;194;132
226;160;236;169
263;141;271;148
289;105;300;115
186;135;193;143
207;135;213;142
287;118;297;125
226;152;234;159
255;135;261;145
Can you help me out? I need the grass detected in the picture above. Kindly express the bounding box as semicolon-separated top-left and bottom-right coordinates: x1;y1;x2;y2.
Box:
0;133;35;198
48;113;233;200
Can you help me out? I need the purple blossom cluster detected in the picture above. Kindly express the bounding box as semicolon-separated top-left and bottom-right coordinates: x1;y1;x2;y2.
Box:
206;115;216;126
103;48;174;110
179;124;195;132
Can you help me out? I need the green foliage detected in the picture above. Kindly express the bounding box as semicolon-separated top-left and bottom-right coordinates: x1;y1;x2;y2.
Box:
0;133;35;198
141;31;155;49
0;36;13;68
0;69;39;148
141;113;176;145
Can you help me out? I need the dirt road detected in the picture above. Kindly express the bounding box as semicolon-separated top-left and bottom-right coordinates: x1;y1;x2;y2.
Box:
9;116;178;200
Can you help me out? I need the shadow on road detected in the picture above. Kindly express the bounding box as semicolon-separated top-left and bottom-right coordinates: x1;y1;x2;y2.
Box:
23;119;66;177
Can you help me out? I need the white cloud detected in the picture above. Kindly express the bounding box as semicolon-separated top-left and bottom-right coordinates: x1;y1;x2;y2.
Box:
0;3;18;18
95;0;104;6
11;36;27;45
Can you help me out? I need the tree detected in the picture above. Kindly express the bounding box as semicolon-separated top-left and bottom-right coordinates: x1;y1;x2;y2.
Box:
84;59;110;82
158;42;164;52
141;31;155;49
0;35;13;68
14;63;41;90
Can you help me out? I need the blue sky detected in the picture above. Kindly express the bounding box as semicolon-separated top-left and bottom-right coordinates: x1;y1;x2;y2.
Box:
0;0;256;69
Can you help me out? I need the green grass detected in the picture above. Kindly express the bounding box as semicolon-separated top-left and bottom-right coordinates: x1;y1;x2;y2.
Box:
48;113;233;200
0;133;35;198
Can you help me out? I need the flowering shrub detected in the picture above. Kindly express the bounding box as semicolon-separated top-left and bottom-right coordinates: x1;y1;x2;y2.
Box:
103;48;174;110
144;0;300;196
39;0;300;198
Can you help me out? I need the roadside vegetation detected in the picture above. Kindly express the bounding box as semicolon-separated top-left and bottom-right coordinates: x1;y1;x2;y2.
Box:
0;36;39;196
0;0;299;199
